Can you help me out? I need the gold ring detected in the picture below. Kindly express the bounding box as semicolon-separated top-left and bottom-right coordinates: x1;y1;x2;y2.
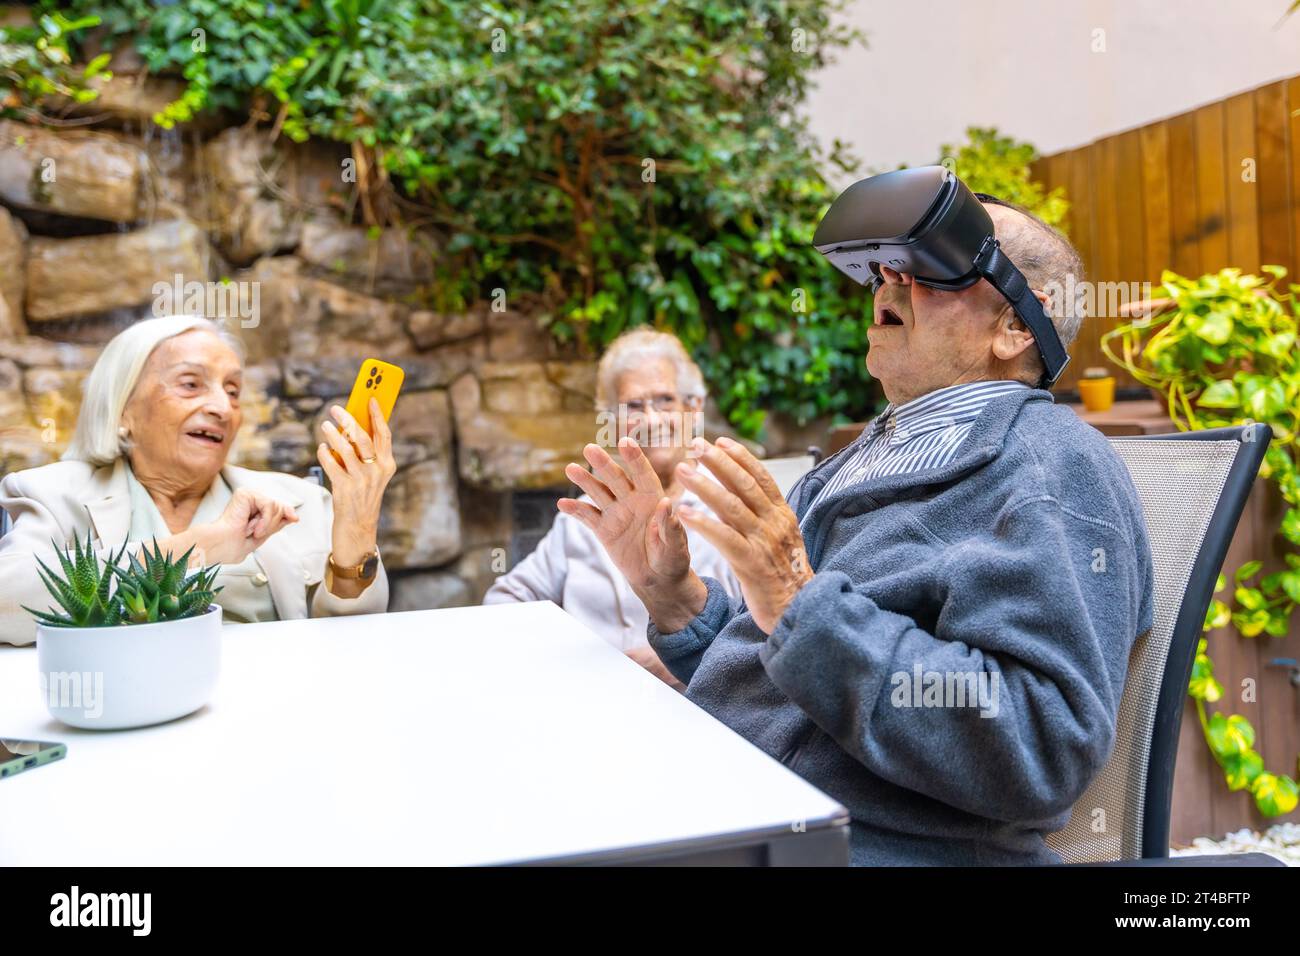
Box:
362;455;378;464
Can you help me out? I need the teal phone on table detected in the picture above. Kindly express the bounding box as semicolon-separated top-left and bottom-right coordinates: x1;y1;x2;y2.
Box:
0;739;66;779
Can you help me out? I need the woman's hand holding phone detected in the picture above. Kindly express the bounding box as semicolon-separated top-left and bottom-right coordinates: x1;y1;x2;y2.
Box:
316;397;397;592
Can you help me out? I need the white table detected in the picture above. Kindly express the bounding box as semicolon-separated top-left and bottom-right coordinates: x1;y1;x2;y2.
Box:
0;601;849;865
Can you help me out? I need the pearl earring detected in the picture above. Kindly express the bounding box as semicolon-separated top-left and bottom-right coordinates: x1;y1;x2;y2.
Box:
118;426;129;442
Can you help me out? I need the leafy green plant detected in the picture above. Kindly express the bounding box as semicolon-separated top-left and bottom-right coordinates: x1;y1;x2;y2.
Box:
936;127;1070;231
1102;267;1300;560
1104;266;1300;817
114;539;222;625
0;10;109;119
23;534;222;628
36;0;877;438
1193;578;1299;816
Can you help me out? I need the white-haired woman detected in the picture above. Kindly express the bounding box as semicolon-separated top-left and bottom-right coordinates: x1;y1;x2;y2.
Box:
0;315;396;645
484;328;741;689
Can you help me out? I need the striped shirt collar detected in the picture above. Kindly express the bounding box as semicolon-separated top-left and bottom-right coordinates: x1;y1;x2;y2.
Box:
802;379;1033;513
865;379;1031;446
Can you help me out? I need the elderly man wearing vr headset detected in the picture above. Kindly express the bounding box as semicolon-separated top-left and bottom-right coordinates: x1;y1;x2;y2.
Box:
559;168;1155;866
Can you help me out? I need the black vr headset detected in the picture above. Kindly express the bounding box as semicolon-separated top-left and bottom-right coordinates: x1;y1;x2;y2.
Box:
812;165;1070;387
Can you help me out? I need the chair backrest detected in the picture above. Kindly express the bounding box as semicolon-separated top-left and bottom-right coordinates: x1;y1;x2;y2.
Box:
1045;424;1270;862
761;454;817;498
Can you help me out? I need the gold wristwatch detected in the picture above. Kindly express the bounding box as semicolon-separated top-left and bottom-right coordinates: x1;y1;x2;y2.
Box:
326;548;380;587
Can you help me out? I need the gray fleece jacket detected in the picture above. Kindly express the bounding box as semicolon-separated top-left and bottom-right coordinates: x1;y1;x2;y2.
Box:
648;387;1155;865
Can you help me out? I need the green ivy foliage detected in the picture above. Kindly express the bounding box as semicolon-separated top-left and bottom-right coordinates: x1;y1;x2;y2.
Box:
0;10;111;113
38;0;880;438
1105;267;1300;566
1197;577;1299;816
10;8;1075;439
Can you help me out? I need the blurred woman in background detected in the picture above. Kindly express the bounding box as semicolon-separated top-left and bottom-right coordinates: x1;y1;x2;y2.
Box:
484;328;741;689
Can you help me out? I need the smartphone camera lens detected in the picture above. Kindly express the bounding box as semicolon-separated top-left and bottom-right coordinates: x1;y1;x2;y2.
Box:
371;367;379;376
366;378;373;388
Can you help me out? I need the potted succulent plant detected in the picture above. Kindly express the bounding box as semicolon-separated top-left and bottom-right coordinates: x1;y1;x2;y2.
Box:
25;534;223;730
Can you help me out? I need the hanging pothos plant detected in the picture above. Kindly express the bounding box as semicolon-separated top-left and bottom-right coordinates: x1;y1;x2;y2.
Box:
1103;266;1300;817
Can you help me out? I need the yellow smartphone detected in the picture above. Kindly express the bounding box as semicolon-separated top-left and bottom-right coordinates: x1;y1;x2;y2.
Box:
332;358;404;463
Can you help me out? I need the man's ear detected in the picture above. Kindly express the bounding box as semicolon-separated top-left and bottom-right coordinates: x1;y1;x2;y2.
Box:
990;289;1048;363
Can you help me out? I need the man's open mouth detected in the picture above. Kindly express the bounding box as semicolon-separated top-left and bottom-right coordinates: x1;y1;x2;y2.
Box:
186;429;225;445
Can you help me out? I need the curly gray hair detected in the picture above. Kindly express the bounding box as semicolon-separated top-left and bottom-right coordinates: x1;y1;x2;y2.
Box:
595;328;706;411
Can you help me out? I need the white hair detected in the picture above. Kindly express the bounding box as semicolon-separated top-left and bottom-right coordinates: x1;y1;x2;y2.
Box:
595;328;706;411
62;315;245;467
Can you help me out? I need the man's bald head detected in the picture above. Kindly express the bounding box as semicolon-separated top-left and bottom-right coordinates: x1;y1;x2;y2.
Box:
979;197;1086;383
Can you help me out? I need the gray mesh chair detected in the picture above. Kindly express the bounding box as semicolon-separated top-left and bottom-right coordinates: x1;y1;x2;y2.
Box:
1046;424;1280;865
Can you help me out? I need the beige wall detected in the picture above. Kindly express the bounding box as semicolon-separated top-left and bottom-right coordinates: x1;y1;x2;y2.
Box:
808;0;1300;187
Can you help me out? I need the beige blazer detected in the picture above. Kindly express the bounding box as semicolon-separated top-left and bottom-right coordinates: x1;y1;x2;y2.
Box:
0;458;388;646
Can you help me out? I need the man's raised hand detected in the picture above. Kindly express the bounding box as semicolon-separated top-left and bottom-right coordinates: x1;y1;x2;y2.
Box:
557;437;707;632
673;436;814;634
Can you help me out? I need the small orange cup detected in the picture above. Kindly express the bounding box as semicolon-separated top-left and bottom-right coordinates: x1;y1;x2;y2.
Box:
1078;372;1115;412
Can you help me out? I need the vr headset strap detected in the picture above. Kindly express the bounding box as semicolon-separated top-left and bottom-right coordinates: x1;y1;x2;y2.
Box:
972;238;1071;388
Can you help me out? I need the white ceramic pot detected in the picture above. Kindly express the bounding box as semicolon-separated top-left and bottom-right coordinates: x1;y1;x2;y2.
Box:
36;605;222;730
